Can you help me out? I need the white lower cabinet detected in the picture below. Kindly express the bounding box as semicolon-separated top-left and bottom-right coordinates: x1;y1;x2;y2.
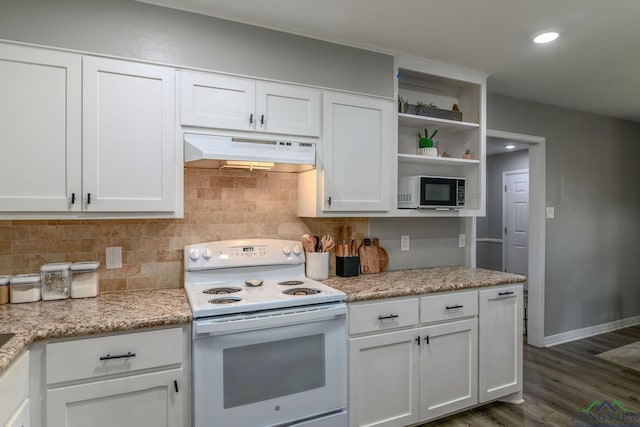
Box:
349;286;522;427
478;285;523;403
419;319;477;421
349;329;420;427
47;369;182;427
0;351;30;427
44;327;188;427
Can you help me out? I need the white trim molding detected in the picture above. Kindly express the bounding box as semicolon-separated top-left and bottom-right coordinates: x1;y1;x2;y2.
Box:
544;315;640;347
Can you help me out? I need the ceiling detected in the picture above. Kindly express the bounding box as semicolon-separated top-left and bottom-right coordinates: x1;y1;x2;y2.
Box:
138;0;640;123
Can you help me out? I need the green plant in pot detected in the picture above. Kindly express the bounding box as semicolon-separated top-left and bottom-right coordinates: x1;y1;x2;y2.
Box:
418;128;438;157
418;128;438;148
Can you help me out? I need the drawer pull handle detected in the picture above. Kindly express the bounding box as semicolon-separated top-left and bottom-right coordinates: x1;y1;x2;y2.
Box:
378;314;399;321
445;305;463;310
425;335;430;345
99;351;136;361
498;291;515;296
415;336;420;345
174;380;179;393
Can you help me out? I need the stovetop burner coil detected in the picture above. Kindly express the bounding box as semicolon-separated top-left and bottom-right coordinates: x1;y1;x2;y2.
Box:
203;287;242;295
283;288;321;296
209;297;243;304
278;280;305;286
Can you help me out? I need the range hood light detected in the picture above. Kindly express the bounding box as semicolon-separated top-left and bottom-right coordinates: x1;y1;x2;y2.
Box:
219;160;275;171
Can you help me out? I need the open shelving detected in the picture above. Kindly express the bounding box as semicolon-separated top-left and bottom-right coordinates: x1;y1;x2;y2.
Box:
394;56;487;216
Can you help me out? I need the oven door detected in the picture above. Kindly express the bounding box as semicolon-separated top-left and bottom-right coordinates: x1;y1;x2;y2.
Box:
192;304;347;427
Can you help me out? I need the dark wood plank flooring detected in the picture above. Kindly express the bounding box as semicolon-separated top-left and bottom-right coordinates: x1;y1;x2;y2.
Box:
421;326;640;426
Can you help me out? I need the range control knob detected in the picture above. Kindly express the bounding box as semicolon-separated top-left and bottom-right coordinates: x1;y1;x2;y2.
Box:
202;248;213;260
282;245;292;256
292;244;301;256
189;248;202;261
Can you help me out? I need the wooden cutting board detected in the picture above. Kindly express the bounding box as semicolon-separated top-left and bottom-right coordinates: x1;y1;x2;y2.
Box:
359;238;388;274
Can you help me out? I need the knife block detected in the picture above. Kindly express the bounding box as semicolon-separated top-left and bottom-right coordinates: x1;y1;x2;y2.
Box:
336;256;359;277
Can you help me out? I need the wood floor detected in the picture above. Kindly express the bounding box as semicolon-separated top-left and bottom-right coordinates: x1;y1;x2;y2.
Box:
422;326;640;426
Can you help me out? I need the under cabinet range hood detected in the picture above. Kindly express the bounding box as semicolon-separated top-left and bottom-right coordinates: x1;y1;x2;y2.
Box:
184;133;316;172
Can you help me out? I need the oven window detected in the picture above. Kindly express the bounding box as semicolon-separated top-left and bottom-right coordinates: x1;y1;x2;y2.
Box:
223;334;326;408
424;182;451;201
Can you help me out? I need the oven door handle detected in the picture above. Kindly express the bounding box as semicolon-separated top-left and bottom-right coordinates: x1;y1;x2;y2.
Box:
194;304;347;337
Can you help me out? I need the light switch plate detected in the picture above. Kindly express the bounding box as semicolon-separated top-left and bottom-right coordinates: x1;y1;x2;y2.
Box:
400;235;410;251
458;233;466;248
546;207;555;218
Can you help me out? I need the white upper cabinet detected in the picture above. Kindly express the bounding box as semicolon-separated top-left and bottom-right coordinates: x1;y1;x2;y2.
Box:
0;42;181;218
256;82;320;136
83;57;176;212
0;43;82;212
180;71;320;137
180;72;255;131
299;92;393;216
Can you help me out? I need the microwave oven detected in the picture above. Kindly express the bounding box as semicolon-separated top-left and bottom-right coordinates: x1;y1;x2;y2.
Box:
398;176;465;209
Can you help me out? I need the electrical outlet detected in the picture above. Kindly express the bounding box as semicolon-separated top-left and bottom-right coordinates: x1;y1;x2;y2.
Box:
106;246;122;269
401;235;410;251
458;233;466;248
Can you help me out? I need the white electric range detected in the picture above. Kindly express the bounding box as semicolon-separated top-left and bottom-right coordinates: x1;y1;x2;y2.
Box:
184;238;347;427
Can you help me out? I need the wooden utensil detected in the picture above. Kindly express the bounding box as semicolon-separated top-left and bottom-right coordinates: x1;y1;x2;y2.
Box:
301;234;316;253
320;234;335;252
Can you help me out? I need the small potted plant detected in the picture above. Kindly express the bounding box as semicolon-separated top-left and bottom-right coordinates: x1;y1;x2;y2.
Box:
418;128;438;157
463;149;472;160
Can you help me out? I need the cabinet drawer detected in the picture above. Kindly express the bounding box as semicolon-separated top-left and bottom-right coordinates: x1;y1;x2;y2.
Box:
420;290;478;324
0;351;29;425
349;298;418;335
46;327;182;384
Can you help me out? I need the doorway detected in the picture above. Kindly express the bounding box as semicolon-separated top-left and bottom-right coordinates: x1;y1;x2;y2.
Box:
477;130;545;347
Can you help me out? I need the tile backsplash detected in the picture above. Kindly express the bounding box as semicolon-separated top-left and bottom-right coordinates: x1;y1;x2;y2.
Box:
0;168;367;292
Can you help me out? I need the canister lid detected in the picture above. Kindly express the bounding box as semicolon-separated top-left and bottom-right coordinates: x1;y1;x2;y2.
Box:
10;274;41;285
40;262;72;272
70;261;100;272
0;275;10;286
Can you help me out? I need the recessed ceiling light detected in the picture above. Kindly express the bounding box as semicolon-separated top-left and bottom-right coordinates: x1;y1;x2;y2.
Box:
505;144;516;149
532;29;560;44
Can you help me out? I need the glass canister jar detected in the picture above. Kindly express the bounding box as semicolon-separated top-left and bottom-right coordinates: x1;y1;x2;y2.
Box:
0;275;9;304
40;262;71;300
70;261;100;299
10;274;41;303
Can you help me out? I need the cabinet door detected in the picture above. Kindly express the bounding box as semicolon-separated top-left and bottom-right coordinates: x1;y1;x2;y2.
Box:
349;329;419;427
47;368;183;427
83;57;176;212
0;43;81;212
420;318;478;422
4;399;30;427
180;71;255;131
322;93;392;212
478;285;523;402
256;82;320;137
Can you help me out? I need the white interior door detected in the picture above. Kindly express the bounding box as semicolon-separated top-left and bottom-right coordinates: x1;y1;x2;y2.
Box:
503;170;529;276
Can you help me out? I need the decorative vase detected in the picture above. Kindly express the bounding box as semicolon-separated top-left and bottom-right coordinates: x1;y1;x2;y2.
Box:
418;147;438;157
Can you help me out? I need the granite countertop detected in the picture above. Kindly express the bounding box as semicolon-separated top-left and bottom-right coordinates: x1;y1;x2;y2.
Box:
323;266;526;303
0;289;191;376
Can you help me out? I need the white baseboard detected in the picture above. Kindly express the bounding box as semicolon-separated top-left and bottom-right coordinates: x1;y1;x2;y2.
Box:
544;315;640;347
